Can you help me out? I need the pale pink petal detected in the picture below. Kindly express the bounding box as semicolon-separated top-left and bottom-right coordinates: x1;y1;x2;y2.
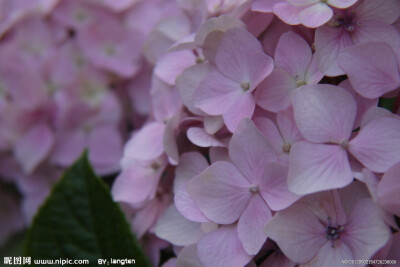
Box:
229;118;277;184
163;114;180;165
255;68;298;112
216;27;273;87
315;26;353;76
223;94;256;132
194;15;245;49
260;162;301;211
88;126;122;175
203;115;224;135
132;199;160;238
299;3;333;28
14;123;54;174
197;225;252;267
51;130;85;167
254;117;284;155
188;161;251;224
174;152;209;193
305;54;324;84
209;147;230;163
187;127;225;148
154;50;196;85
360;107;393;128
273;3;303;25
277;107;304;146
348;117;400;173
292;84;356;143
343;199;391;260
377;162;400;216
252;0;283;12
275;31;312;78
194;70;242;116
287;0;318;6
264;201;327;263
339;79;379;129
354;0;400;24
155;205;204;246
175;182;210;223
338;42;400;99
327;0;358;8
260;251;295;267
176;244;203;267
288;142;353;195
123;122;166;162
305;241;353;267
238;195;272;255
176;63;215;115
112;160;165;205
352;22;400;52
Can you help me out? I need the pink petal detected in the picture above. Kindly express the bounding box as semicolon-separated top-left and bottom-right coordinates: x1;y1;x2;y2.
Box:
305;241;353;267
338;42;400;99
315;26;353;76
188;161;252;224
154;50;196;85
354;0;400;24
264;201;327;263
88;126;122;175
298;3;333;28
260;162;301;211
274;31;312;78
292;84;356;143
216;27;273;87
327;0;358;8
348;117;400;173
176;63;215;115
223;94;256;132
14;123;54;174
339;79;379;129
229;118;277;184
277;107;303;146
203;115;224;135
187;127;225;148
197;225;252;267
251;0;283;12
175;182;210;223
155;205;204;246
286;0;318;6
254;117;284;155
238;194;272;255
123;122;166;162
288;142;353;195
377;162;400;216
255;68;298;112
51;130;86;167
305;54;324;84
343;199;391;260
176;244;203;267
174;152;209;192
273;2;303;25
194;70;242;116
112;160;165;206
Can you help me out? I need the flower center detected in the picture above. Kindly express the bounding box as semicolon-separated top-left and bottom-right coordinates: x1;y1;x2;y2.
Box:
241;82;250;91
325;226;344;241
282;143;291;153
330;13;360;32
249;184;259;194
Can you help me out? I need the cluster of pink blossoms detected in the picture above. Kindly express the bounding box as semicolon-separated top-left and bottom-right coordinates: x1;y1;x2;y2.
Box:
1;0;400;266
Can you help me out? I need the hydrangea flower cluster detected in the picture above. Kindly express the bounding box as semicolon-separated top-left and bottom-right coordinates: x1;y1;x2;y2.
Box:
1;0;400;266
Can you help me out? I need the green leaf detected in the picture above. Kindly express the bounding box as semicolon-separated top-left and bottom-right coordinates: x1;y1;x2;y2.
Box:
24;152;150;267
378;97;396;112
